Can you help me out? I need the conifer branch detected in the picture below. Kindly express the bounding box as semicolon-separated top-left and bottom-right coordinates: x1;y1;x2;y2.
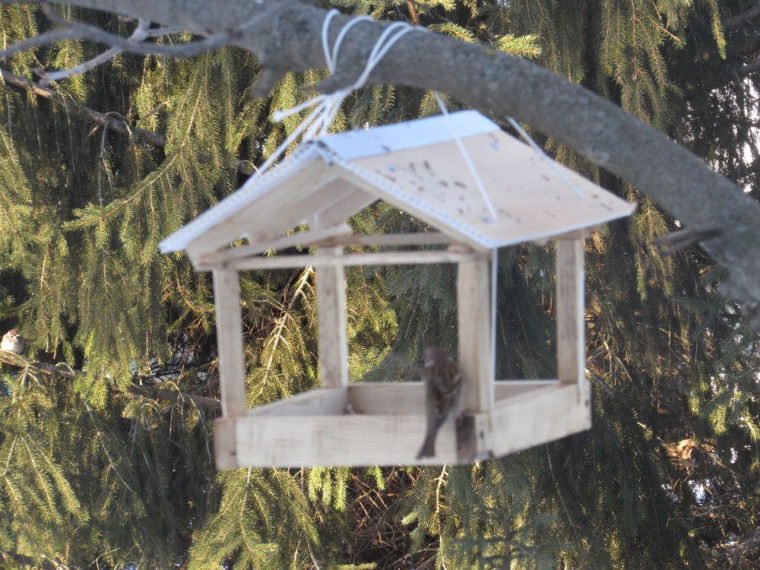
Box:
128;384;221;412
0;349;222;411
34;17;152;86
0;67;166;147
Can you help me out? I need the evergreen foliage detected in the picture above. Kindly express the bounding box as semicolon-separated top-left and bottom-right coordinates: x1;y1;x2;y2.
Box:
1;0;760;567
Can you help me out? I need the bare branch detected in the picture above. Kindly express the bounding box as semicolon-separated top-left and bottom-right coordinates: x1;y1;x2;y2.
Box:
0;1;289;61
0;67;166;146
0;29;82;59
36;18;151;85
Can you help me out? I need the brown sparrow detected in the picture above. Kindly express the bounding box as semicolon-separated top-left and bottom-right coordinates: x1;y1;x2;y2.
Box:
1;329;25;354
417;346;463;459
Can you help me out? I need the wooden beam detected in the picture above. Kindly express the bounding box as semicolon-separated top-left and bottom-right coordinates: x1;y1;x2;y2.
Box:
249;387;348;416
212;270;248;418
198;224;353;266
220;412;460;467
556;239;587;401
457;260;494;414
313;232;455;248
184;162;339;261
457;259;495;461
532;227;595;245
347;380;558;415
488;383;591;458
213;382;590;468
197;249;488;271
315;218;349;389
214;418;239;468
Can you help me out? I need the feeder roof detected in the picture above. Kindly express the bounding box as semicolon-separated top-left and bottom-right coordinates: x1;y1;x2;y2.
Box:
159;111;635;256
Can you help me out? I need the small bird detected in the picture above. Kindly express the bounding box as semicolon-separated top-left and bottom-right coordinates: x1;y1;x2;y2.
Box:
664;438;701;470
1;329;25;354
417;346;463;459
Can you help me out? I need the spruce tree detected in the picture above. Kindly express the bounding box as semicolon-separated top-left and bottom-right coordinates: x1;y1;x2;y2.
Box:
1;0;759;567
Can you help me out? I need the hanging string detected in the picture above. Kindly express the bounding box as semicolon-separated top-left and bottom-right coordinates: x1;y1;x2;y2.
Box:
257;10;422;175
433;92;499;222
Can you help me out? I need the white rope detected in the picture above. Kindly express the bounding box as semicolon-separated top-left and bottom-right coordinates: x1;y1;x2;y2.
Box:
433;91;498;221
259;10;421;175
507;117;585;199
490;247;498;383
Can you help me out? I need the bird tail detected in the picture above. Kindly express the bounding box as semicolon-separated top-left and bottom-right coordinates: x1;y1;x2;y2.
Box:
416;434;436;459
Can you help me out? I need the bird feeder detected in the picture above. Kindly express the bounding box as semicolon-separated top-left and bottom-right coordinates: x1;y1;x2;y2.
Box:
159;111;635;468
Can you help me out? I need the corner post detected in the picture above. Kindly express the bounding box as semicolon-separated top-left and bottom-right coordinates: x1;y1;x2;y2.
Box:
556;238;587;403
314;217;349;389
457;256;494;460
212;270;248;418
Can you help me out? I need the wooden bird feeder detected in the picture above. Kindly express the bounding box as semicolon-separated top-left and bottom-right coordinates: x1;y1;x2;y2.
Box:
159;111;635;468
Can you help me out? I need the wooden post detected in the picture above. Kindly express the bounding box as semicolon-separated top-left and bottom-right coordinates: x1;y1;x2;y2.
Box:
212;270;248;418
314;218;349;389
457;259;494;460
556;238;587;402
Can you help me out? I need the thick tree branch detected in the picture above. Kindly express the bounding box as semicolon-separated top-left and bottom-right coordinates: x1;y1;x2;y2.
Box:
725;3;760;33
3;0;760;324
0;67;166;146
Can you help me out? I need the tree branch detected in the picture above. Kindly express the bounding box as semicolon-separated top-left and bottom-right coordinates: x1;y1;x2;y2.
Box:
35;16;151;85
725;3;760;33
739;57;760;77
0;349;221;411
127;384;221;412
2;0;760;325
0;67;166;146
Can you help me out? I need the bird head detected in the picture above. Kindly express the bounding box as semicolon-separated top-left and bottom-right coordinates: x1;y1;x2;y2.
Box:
424;346;452;368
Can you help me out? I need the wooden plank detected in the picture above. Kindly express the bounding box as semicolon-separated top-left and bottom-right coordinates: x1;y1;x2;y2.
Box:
212;270;248;418
315;216;349;389
532;227;594;245
184;161;340;262
348;383;425;415
249;387;348;417
347;380;560;415
457;260;494;415
338;169;492;252
307;184;377;227
489;383;591;458
199;249;489;271
216;383;591;468
314;232;455;248
457;259;495;462
225;412;462;467
214;418;239;469
198;224;352;266
556;239;586;401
